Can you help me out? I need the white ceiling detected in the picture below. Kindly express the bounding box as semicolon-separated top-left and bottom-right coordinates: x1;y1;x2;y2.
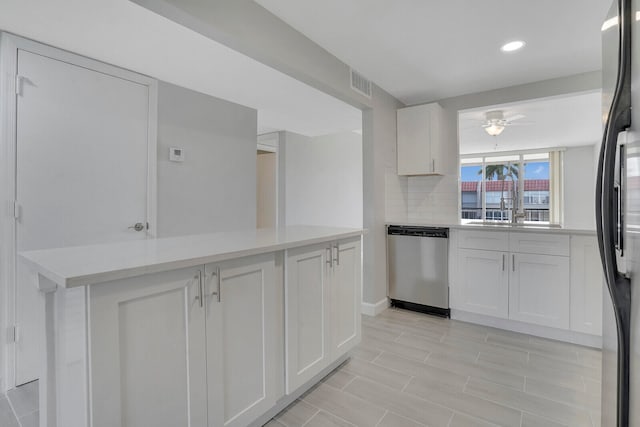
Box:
255;0;612;105
458;92;603;155
0;0;362;137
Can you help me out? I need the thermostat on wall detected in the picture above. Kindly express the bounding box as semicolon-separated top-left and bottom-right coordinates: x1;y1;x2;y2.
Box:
169;147;185;162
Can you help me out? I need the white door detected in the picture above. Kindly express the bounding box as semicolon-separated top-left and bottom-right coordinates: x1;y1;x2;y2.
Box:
285;243;331;394
331;238;361;359
457;249;509;318
509;253;570;329
205;254;278;427
89;267;207;427
15;49;153;384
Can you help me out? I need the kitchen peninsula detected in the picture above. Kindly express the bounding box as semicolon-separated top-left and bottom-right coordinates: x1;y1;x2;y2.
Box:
20;226;364;427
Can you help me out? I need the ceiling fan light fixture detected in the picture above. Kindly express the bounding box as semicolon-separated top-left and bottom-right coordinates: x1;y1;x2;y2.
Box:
484;123;505;136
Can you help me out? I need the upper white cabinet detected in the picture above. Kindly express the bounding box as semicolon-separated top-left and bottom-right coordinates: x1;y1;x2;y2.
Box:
205;254;279;427
509;253;570;329
570;236;604;335
397;102;447;175
285;237;362;394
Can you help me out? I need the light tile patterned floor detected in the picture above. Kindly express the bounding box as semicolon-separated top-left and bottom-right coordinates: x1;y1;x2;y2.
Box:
266;308;602;427
1;308;601;427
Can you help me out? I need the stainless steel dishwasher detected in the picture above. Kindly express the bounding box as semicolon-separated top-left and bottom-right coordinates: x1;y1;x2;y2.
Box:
387;225;449;317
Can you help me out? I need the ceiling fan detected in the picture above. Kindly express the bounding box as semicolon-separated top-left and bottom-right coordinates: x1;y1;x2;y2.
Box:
481;110;528;136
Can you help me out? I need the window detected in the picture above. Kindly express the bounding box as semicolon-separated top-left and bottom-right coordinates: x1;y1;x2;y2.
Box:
459;151;559;223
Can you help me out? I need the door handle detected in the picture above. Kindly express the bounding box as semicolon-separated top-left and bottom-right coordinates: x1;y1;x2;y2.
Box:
210;267;221;302
334;244;340;266
326;247;333;268
512;254;515;272
195;270;203;308
128;222;145;232
502;254;505;271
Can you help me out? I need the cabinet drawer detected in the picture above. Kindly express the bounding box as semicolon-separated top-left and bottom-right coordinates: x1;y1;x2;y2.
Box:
509;232;569;256
458;230;508;251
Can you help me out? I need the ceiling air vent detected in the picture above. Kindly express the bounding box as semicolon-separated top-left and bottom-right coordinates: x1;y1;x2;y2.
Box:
350;69;372;98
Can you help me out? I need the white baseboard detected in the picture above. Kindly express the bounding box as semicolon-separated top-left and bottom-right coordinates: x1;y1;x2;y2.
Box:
361;298;389;317
451;309;603;348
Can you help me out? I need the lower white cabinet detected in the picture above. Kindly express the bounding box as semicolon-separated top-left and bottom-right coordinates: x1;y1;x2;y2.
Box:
509;253;570;329
89;253;279;427
205;253;279;427
90;266;208;427
330;238;362;359
456;248;509;318
570;236;604;335
452;230;603;339
285;237;361;394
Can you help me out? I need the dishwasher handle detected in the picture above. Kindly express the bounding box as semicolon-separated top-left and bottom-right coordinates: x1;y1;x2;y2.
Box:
387;225;448;238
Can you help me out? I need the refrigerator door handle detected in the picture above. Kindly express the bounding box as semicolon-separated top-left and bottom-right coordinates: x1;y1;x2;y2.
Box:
596;0;632;425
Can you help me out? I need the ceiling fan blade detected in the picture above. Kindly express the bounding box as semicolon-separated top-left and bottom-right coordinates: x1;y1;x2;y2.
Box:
505;120;535;126
504;114;526;121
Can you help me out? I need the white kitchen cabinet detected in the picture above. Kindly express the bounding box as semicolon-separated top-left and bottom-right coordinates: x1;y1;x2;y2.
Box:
397;102;446;175
285;237;362;394
509;253;570;329
570;236;604;335
509;232;570;256
285;242;331;393
205;253;279;427
458;230;509;251
90;266;208;427
456;248;509;318
330;237;362;359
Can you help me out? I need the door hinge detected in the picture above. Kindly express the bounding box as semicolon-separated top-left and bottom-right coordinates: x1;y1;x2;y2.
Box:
7;325;17;343
15;75;24;96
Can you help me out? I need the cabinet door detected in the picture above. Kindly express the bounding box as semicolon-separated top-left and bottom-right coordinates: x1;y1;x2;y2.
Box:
205;253;278;427
509;253;570;329
456;249;509;318
331;237;362;359
397;104;432;175
285;243;331;394
90;267;207;427
570;236;603;335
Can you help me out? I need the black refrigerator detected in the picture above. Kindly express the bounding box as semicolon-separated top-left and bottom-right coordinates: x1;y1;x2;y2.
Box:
598;0;640;425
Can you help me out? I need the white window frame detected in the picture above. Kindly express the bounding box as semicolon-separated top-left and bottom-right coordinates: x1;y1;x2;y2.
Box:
459;149;562;224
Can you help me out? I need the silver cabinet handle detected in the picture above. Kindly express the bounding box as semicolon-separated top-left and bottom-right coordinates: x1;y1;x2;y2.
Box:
432;159;435;173
326;247;333;268
334;244;340;266
195;270;203;308
210;267;221;302
502;254;505;271
512;254;515;272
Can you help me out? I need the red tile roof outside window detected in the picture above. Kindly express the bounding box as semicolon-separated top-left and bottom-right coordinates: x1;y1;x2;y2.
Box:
461;180;549;192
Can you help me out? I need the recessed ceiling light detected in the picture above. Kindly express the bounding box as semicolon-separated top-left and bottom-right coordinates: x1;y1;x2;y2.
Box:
501;40;526;52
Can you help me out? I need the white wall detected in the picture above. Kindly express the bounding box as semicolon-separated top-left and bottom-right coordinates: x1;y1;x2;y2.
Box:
285;131;363;228
157;82;257;237
134;0;404;307
563;145;597;230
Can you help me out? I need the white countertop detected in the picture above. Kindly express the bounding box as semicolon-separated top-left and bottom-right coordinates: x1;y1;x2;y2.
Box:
386;221;596;236
20;226;364;289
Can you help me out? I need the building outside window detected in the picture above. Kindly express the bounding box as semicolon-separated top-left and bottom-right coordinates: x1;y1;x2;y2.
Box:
460;152;558;223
